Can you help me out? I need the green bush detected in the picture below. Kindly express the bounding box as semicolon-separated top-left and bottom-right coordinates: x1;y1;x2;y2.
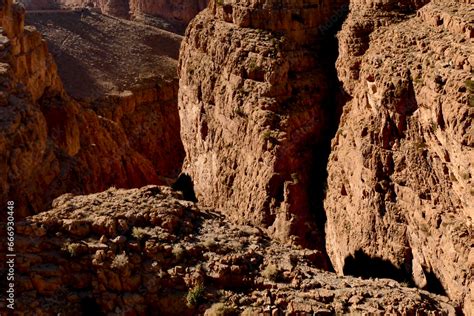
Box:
132;227;148;240
261;264;279;281
186;282;205;307
111;253;129;270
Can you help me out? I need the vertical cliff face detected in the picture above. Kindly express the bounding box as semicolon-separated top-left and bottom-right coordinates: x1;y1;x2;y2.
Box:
0;0;63;101
0;0;183;217
325;0;473;312
178;0;348;249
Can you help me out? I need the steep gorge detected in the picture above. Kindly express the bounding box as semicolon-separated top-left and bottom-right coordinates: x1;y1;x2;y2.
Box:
179;0;349;253
0;0;472;314
178;0;473;312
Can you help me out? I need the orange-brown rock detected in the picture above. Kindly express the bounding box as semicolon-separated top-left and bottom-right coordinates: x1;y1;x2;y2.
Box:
27;10;185;180
21;0;130;18
1;185;458;315
178;0;349;250
129;0;208;25
0;0;184;217
325;0;473;313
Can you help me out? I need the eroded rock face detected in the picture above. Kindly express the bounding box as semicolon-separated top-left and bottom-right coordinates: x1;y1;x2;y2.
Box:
0;185;457;315
179;0;348;249
325;0;473;312
26;9;186;180
0;0;183;217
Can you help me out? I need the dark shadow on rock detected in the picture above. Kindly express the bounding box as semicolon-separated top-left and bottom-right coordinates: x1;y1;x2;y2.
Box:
44;41;105;100
424;269;447;296
343;249;412;283
307;1;350;271
172;173;198;202
81;297;105;316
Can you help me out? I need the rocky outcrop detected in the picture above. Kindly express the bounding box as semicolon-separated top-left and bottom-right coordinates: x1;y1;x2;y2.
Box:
2;0;472;314
178;0;348;249
325;0;473;313
0;185;457;315
0;0;62;101
0;0;184;217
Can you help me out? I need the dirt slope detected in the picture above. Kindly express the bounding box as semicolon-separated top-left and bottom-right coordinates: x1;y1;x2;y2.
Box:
26;9;181;100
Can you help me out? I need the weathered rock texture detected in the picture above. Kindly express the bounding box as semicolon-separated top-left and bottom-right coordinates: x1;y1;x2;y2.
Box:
179;0;349;249
20;0;208;25
325;0;473;313
0;0;183;217
129;0;208;24
27;10;185;178
0;186;457;314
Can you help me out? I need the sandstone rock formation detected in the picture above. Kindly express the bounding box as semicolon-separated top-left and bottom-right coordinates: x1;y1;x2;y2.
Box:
21;0;130;18
179;0;473;313
325;0;473;313
178;0;349;250
1;0;472;314
0;0;183;218
0;185;457;314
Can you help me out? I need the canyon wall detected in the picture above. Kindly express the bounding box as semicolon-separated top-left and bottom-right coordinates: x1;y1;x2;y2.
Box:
0;0;183;218
178;0;348;250
325;0;473;312
1;0;471;313
179;0;473;312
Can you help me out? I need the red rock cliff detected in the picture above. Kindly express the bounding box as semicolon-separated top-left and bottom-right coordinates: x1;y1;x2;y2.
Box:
178;0;348;250
325;0;473;312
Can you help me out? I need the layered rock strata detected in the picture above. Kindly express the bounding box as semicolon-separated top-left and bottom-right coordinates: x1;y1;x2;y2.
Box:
0;185;458;315
179;0;348;249
325;0;473;313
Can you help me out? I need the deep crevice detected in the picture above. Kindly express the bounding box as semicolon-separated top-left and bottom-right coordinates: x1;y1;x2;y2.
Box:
307;1;350;270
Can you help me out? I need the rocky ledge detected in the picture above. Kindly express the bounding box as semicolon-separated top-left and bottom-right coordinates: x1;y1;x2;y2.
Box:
0;186;457;315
